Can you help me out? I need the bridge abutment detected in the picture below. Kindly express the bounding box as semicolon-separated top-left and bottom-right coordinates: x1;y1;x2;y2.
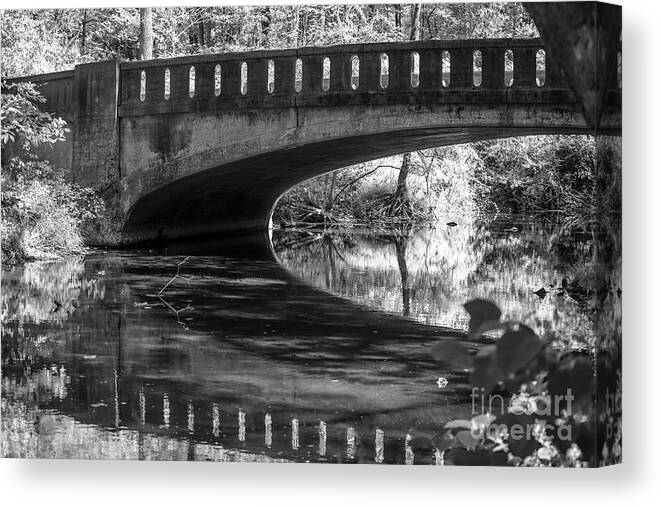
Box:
72;59;126;245
71;59;121;189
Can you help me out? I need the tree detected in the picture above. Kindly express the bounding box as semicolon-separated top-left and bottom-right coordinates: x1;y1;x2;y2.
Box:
138;8;153;60
391;153;412;215
1;81;102;263
391;4;422;215
409;3;421;41
1;81;67;151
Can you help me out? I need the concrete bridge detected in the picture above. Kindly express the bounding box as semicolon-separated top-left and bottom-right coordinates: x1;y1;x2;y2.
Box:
6;39;621;245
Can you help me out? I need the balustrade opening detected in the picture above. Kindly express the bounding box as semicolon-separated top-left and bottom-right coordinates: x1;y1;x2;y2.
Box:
380;53;389;89
350;55;360;90
441;51;450;87
240;62;248;95
295;58;303;93
164;68;170;100
267;60;275;93
322;57;330;91
536;49;546;87
189;66;196;97
504;50;514;87
214;64;222;95
473;50;482;87
139;70;146;101
411;52;420;88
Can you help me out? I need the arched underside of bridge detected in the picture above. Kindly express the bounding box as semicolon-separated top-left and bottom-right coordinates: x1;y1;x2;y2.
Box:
121;121;615;246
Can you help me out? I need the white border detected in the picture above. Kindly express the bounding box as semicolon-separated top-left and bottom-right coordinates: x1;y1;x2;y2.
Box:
3;1;660;506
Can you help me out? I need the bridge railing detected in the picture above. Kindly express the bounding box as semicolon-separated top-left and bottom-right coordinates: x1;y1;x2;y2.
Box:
118;39;620;116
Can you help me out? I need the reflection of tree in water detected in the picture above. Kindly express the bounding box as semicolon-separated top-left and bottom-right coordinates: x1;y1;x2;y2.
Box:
392;226;412;318
274;216;598;348
1;256;107;364
2;256;88;324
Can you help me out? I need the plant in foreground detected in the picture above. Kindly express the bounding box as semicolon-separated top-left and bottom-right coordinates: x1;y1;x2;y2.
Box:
428;299;605;467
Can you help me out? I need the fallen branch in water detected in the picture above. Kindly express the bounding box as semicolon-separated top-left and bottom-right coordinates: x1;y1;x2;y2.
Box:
158;297;194;330
158;256;194;296
156;256;195;329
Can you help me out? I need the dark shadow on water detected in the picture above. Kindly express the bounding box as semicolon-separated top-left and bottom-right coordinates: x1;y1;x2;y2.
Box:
1;230;472;464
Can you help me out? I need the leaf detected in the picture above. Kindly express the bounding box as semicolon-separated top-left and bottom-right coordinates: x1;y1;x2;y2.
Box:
537;446;557;461
474;319;507;339
430;340;472;369
471;345;502;393
496;325;543;376
464;299;502;338
509;435;541;459
443;419;472;430
471;413;497;434
455;430;480;450
492;413;540;458
475;344;497;358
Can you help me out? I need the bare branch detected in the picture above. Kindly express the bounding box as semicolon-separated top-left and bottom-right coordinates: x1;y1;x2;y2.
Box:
158;256;193;296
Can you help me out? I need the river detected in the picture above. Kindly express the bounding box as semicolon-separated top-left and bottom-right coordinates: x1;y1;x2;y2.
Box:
0;214;617;464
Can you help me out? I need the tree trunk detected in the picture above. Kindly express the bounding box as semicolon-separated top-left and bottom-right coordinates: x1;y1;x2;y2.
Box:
260;7;271;47
410;4;422;41
394;4;402;28
80;10;87;54
325;172;337;212
138;8;154;60
392;152;411;212
197;21;206;47
293;6;301;47
298;7;306;46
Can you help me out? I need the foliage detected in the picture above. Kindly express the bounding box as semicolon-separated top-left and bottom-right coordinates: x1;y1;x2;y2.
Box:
274;146;481;226
274;134;597;226
1;81;103;264
473;136;596;214
428;298;606;467
1;81;67;149
0;9;142;77
1;4;538;77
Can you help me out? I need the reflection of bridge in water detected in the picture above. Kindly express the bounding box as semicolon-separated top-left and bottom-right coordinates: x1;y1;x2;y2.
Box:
4;365;440;464
2;235;482;463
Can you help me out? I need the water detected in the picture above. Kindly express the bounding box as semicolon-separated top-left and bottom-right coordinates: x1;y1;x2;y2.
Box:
0;214;611;463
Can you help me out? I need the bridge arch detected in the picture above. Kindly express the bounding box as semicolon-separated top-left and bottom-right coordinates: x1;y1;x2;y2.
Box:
122;124;594;245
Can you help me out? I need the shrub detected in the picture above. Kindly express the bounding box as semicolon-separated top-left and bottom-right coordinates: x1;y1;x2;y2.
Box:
473;135;596;213
2;169;104;263
1;81;103;264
